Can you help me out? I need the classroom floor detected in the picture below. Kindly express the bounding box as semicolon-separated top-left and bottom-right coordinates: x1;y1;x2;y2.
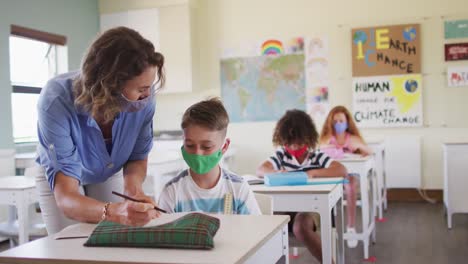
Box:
289;202;468;264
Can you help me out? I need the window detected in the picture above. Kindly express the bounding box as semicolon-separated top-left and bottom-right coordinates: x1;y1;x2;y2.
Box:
9;25;67;143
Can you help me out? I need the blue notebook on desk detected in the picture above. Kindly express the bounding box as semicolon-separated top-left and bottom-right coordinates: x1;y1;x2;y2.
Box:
264;172;348;186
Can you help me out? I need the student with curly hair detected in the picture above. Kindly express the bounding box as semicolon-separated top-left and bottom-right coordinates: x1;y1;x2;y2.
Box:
257;109;347;263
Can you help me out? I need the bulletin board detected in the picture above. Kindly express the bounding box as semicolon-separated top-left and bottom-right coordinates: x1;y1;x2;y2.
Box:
351;24;421;77
351;23;423;127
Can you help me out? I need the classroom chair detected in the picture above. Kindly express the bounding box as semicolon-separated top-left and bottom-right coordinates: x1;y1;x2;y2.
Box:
0;167;47;247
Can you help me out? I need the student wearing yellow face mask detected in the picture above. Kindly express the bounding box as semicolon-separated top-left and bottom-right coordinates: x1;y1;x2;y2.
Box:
158;98;261;215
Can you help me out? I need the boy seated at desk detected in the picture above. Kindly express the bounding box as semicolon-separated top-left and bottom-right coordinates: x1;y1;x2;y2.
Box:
158;98;261;215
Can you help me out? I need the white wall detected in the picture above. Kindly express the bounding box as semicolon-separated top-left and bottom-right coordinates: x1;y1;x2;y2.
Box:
100;0;468;189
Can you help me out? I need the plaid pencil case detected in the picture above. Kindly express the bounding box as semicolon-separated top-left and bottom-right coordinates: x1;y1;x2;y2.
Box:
84;212;220;249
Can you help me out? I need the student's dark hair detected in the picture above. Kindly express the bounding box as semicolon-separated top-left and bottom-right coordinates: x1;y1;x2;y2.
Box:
272;109;318;148
73;26;165;124
181;97;229;134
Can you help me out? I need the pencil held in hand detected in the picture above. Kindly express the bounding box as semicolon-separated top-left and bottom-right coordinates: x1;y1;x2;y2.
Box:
111;191;167;213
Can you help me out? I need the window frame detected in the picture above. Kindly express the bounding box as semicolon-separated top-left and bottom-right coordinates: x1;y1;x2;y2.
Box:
10;25;67;142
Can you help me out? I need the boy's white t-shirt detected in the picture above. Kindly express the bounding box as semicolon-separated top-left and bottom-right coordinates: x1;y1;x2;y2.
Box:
158;167;261;215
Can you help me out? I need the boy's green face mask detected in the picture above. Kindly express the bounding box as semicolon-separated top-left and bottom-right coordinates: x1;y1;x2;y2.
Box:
181;146;223;174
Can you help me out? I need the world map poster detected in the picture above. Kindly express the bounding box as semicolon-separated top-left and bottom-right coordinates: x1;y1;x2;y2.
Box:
220;37;329;123
220;54;306;122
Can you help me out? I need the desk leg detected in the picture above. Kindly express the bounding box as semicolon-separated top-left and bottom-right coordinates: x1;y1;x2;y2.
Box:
282;225;289;264
7;205;17;247
382;151;388;211
360;168;370;259
370;171;377;244
383;187;388;210
336;197;344;264
376;153;384;220
320;210;333;264
7;206;16;226
447;208;452;229
16;200;29;245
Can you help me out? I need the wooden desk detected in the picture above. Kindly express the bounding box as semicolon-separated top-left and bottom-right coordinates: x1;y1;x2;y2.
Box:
337;154;376;259
442;142;468;229
250;178;345;264
0;214;289;264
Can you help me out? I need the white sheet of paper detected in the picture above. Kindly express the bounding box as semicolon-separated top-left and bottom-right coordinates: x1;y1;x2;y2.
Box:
242;174;265;185
143;212;190;227
54;223;96;240
53;212;192;240
242;174;263;181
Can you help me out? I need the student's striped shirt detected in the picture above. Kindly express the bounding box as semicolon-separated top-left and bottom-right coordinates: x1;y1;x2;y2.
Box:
158;168;261;215
268;147;333;171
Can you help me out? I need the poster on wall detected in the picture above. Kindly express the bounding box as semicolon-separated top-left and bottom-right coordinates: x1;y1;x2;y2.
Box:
220;36;329;123
444;19;468;39
445;43;468;61
352;74;423;127
220;37;306;122
447;66;468;87
351;24;421;77
305;36;330;123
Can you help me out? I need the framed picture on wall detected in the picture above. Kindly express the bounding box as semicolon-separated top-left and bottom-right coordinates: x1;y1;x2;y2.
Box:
445;43;468;61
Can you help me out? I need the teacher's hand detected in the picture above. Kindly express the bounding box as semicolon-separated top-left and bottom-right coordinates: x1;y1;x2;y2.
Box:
107;199;161;226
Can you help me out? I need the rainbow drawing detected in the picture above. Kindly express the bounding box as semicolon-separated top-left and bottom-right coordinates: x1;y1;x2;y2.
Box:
261;39;283;55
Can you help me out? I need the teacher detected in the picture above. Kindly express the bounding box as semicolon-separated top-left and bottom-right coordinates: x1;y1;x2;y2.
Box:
33;27;165;234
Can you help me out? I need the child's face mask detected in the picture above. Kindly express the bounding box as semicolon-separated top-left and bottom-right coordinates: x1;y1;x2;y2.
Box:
285;145;308;160
181;146;224;174
334;122;348;134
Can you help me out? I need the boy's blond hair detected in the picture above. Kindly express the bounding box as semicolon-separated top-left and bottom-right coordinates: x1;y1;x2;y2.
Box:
181;97;229;135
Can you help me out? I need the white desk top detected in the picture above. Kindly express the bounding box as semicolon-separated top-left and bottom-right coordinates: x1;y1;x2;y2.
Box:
14;152;37;160
0;214;289;264
365;138;385;144
337;153;372;162
250;177;343;194
442;141;468;145
14;152;38;170
0;176;35;190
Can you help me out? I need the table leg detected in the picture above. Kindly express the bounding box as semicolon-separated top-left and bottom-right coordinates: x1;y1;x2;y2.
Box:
320;209;333;264
360;168;370;259
376;152;384;220
371;171;377;243
335;197;344;264
16;200;29;245
282;225;289;264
